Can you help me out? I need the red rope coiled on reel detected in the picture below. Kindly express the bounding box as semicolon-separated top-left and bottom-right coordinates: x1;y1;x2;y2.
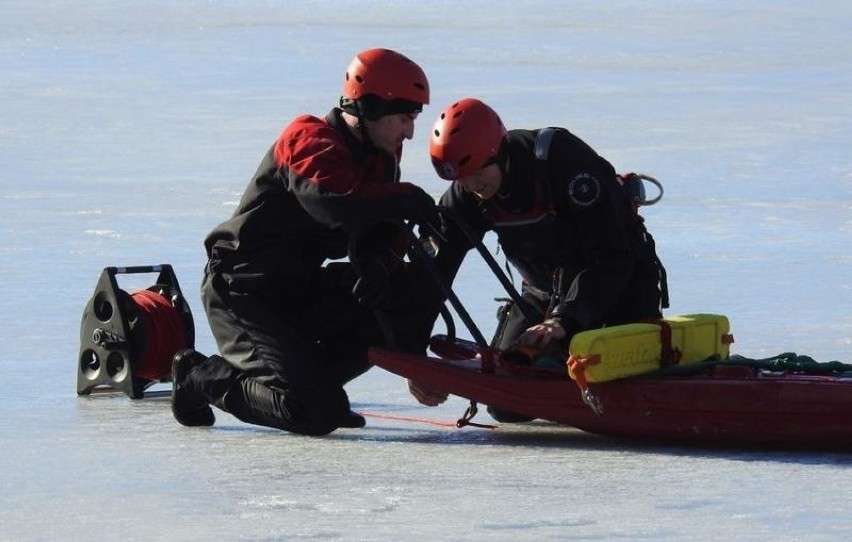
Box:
130;289;190;381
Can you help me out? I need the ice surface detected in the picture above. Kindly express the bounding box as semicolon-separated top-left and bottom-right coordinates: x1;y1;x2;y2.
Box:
2;1;851;540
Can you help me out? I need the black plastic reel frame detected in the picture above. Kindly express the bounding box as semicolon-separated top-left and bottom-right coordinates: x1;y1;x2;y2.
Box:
77;264;195;399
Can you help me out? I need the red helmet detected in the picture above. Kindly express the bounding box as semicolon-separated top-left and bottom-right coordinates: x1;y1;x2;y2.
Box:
430;98;507;180
342;48;430;105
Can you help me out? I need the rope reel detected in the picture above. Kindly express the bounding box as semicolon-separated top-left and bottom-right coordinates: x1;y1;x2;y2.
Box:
77;265;194;399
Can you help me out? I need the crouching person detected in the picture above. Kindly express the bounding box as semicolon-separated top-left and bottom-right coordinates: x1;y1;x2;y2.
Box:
410;97;668;422
171;49;439;435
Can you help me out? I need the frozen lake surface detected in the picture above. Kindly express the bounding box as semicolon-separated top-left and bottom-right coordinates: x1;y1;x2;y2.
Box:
2;1;851;540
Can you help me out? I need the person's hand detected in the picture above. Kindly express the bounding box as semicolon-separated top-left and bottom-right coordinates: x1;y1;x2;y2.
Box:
514;318;567;350
402;184;440;229
407;379;448;407
351;258;391;309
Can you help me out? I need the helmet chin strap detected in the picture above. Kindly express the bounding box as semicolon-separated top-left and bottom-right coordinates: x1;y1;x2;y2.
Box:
355;114;376;150
494;143;511;197
340;97;377;150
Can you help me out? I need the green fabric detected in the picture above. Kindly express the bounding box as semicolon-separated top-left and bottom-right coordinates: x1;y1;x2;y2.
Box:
644;352;852;378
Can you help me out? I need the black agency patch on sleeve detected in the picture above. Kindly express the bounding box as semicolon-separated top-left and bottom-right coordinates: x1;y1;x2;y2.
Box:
567;173;601;207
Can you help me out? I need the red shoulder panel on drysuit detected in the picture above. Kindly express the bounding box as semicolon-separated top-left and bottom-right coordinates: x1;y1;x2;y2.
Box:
274;114;357;194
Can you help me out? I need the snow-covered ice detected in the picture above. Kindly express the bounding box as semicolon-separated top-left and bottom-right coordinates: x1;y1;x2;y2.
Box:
2;1;851;540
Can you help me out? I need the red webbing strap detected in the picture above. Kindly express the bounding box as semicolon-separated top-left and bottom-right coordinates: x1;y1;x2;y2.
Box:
656;319;682;367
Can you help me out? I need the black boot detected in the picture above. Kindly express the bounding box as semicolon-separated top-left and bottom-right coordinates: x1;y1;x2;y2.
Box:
338;410;366;428
171;349;215;427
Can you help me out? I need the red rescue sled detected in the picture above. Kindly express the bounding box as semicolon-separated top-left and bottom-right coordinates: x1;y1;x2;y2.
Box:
369;213;852;450
369;336;852;449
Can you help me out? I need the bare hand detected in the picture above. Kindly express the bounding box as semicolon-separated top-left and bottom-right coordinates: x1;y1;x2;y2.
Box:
408;379;449;407
514;319;566;350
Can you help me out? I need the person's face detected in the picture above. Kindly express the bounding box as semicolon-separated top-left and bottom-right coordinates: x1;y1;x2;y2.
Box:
365;112;419;154
455;163;503;200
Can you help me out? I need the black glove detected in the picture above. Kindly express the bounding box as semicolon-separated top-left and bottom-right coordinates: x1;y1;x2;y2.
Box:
351;257;392;309
403;185;440;230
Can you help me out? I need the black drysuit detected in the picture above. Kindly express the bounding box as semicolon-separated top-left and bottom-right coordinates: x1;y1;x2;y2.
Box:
435;127;667;353
193;108;438;435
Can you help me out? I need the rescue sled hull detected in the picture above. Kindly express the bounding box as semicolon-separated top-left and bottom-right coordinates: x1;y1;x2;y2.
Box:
368;346;852;449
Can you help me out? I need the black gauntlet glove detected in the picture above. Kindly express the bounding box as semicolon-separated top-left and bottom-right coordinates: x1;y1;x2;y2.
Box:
351;257;392;309
349;223;402;310
403;185;440;230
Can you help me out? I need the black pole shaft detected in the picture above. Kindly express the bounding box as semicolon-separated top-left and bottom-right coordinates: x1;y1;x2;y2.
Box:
401;225;489;347
437;207;539;323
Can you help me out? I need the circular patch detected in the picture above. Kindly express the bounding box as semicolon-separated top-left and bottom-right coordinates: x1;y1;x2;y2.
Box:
567;173;601;207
